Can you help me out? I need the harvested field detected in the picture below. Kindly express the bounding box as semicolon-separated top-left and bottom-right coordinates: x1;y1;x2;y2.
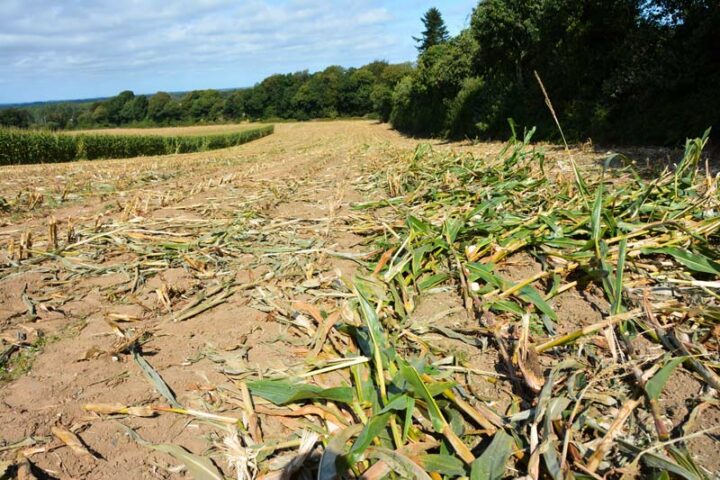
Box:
0;120;718;479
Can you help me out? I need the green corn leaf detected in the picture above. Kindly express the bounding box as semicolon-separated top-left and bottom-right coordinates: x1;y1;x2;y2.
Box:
542;437;564;480
383;255;412;282
666;445;707;480
489;300;525;315
347;412;392;463
597;240;616;307
540;214;563;238
387;282;407;320
429;325;485;347
610;434;706;480
443;217;464;244
641;451;705;480
356;287;393;397
645;247;720;275
591;182;604;255
644;452;706;480
379;394;415;414
570;158;589;199
318;424;363;480
247;379;353;405
426;381;457;397
366;447;434;480
418;273;449;291
402;396;415;441
356;288;387;352
417;454;466;476
612;238;628;315
347;394;417;462
412;244;434;275
398;360;447;432
132;349;181;408
645;357;687;401
466;262;503;288
408;215;432;235
471;429;514;480
518;285;557;321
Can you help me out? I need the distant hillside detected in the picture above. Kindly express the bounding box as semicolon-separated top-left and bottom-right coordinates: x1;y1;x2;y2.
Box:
0;88;243;110
0;97;106;109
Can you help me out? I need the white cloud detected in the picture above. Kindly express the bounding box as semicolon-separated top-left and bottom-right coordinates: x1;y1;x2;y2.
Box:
0;0;471;103
356;8;393;25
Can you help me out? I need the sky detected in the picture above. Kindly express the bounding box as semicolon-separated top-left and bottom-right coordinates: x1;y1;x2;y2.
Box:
0;0;477;104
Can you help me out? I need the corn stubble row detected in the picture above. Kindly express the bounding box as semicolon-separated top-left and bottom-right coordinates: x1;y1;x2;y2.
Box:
0;125;274;165
57;128;720;478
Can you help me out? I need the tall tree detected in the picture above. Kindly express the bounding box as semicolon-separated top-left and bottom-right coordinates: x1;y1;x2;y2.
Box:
0;108;32;128
148;92;172;122
471;0;542;86
414;7;449;53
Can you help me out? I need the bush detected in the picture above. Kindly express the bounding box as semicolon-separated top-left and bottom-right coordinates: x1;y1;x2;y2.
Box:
0;125;274;165
445;77;485;139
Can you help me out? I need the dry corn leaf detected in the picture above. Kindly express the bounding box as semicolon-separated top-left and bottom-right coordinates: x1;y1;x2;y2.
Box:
51;426;93;458
84;403;156;417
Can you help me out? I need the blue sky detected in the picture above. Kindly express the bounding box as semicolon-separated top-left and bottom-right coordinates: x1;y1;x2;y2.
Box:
0;0;476;104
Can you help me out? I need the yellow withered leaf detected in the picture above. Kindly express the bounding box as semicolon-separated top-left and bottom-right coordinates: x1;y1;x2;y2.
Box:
84;403;126;414
51;426;93;458
84;403;156;417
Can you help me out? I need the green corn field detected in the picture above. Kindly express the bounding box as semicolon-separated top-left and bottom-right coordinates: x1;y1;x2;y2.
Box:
0;125;274;165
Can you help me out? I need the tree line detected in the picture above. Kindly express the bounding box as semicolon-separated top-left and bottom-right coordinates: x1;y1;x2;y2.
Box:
393;0;719;144
0;61;413;131
1;0;717;145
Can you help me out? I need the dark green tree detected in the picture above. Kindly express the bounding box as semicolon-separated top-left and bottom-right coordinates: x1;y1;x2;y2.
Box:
119;95;149;123
362;60;390;79
147;91;183;124
104;90;135;125
128;95;149;122
391;30;478;136
148;92;172;123
223;90;247;119
243;87;268;119
0;108;33;128
371;62;414;122
89;102;109;126
292;66;344;118
185;90;223;121
471;0;542;86
414;7;450;53
159;99;184;123
339;68;375;116
38;103;81;129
